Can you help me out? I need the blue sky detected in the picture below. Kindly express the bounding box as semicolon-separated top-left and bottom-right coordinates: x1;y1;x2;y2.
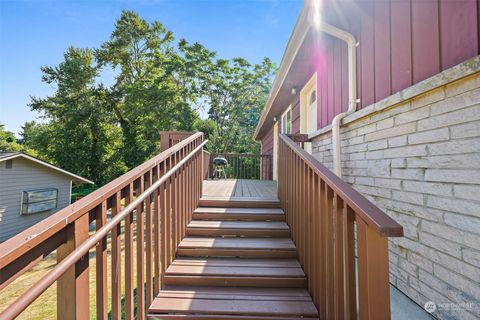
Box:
0;0;302;136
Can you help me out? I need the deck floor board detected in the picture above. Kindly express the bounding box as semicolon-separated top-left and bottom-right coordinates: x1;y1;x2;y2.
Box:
202;179;277;199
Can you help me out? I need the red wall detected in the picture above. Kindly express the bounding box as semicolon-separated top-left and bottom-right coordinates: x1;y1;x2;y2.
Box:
347;0;478;110
262;0;479;150
261;125;275;157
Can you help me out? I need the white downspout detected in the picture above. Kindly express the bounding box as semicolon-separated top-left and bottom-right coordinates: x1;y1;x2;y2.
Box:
317;23;358;177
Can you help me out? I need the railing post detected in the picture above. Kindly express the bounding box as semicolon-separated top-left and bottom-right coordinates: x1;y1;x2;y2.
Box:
57;214;89;320
160;132;171;152
357;218;391;320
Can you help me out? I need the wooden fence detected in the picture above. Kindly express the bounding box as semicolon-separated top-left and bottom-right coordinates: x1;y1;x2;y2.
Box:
0;133;206;320
278;133;403;320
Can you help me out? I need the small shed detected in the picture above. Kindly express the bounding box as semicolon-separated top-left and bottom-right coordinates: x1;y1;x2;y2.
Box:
0;152;93;241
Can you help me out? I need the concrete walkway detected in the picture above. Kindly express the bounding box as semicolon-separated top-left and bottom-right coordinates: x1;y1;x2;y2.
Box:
391;285;434;320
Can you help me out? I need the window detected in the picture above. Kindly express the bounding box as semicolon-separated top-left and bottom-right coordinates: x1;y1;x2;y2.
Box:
5;159;12;169
281;107;292;134
21;188;58;215
309;90;317;105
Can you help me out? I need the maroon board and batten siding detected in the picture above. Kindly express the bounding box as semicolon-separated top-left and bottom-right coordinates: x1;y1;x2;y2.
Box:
261;125;275;158
260;0;479;151
329;0;479;115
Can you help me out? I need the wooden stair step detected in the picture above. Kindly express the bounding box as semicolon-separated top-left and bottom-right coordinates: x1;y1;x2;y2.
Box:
186;220;290;237
199;197;281;208
193;207;285;221
171;258;301;267
177;237;297;258
164;258;306;287
148;286;318;319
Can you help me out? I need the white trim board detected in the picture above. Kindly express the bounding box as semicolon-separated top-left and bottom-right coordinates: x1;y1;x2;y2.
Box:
0;153;94;185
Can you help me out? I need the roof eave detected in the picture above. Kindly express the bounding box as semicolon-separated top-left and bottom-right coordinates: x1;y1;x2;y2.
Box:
254;1;313;141
0;153;94;185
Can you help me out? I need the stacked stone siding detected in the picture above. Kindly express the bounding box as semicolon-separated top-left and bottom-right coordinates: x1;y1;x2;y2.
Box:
312;69;480;319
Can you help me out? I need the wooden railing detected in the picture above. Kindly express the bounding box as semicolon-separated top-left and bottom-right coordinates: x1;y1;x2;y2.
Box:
0;133;206;320
208;153;272;180
278;133;403;320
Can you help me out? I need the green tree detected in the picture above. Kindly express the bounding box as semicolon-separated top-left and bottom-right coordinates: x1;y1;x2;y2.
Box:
28;47;125;184
0;123;26;152
96;10;200;168
21;10;275;187
202;57;276;153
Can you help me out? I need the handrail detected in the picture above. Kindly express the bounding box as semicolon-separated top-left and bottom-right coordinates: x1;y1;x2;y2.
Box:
0;140;207;320
0;132;203;271
280;134;402;237
278;133;403;320
0;132;206;320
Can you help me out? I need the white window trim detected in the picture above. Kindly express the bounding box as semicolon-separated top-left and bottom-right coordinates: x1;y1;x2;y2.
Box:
300;73;318;134
281;105;292;134
273;122;279;181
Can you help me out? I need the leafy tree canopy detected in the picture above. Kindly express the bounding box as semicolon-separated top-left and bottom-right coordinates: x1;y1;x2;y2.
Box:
15;10;276;186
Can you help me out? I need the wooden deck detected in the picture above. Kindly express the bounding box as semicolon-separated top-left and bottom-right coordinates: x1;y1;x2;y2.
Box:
148;179;319;319
202;179;278;199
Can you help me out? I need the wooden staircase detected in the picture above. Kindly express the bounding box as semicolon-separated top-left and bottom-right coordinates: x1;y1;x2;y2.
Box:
147;197;319;319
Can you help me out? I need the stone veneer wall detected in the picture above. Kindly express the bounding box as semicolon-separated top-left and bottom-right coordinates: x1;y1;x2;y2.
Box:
311;58;480;320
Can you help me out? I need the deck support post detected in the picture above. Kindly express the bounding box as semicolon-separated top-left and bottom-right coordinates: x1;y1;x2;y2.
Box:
357;220;391;320
57;214;90;320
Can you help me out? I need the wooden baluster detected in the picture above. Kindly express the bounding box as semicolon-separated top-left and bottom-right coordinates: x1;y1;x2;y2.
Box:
111;193;122;320
171;155;177;263
177;154;182;244
183;154;188;235
183;153;188;235
325;185;334;319
307;168;314;301
188;154;193;223
313;174;321;309
177;151;181;246
135;177;145;320
293;154;298;242
301;163;307;265
298;162;304;265
124;184;134;320
286;148;290;225
260;156;264;180
289;154;294;238
209;154;213;179
319;179;327;320
57;213;89;320
357;218;391;320
164;159;172;267
333;194;345;320
186;155;190;227
176;157;181;247
343;206;357;320
179;150;184;241
145;171;153;306
235;155;238;179
95;202;108;320
153;164;162;296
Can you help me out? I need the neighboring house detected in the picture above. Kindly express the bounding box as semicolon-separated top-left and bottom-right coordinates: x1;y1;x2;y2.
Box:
256;1;480;319
0;152;93;242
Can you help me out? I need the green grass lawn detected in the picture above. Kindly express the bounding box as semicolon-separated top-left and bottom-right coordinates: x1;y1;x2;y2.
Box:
0;223;141;319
